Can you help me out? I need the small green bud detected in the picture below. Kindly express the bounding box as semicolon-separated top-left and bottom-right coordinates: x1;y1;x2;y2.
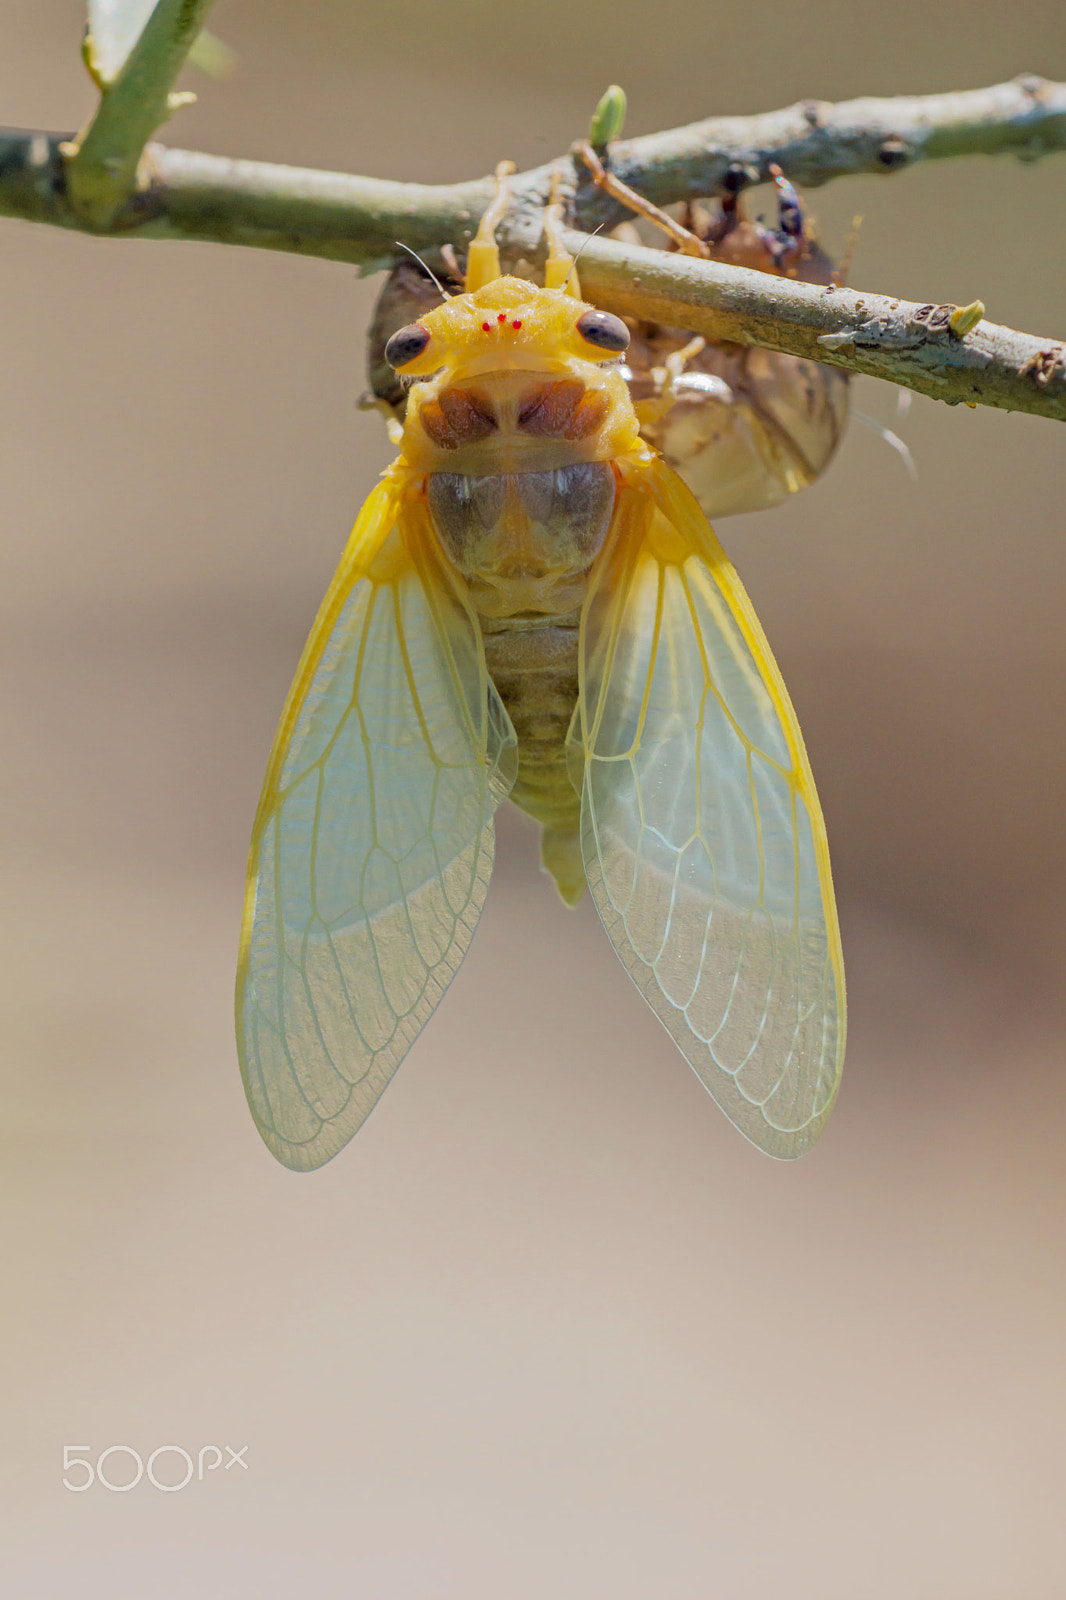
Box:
949;300;985;337
589;85;627;148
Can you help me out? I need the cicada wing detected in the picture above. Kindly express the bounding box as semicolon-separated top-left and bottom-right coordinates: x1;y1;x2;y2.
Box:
572;450;845;1158
237;475;516;1170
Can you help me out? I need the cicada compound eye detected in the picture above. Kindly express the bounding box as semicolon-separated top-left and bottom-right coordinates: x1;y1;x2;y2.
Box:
575;310;630;354
384;322;432;370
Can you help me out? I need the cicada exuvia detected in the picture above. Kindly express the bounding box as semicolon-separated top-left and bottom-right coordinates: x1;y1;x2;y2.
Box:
576;147;852;519
237;165;845;1171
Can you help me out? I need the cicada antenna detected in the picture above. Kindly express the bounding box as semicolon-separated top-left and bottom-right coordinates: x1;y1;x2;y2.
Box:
853;409;918;481
559;223;607;296
393;241;453;300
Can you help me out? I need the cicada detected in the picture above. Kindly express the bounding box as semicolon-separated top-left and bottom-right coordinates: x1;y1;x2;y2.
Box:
236;164;845;1171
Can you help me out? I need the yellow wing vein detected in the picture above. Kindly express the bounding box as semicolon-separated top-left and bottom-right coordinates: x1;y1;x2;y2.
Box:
632;558;667;762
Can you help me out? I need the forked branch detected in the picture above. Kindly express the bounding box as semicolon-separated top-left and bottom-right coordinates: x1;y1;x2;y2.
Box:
64;0;218;228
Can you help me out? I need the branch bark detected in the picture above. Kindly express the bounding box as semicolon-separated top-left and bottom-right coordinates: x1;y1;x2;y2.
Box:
573;74;1066;219
569;232;1066;421
1;75;1064;420
64;0;217;228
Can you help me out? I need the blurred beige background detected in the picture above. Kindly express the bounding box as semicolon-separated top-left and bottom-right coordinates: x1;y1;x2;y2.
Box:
3;1;1066;1595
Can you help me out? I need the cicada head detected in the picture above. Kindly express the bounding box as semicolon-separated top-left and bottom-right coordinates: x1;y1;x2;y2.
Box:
385;277;631;379
380;276;638;476
369;264;631;402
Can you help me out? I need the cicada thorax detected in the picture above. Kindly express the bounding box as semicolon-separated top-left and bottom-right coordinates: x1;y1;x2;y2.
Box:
618;189;851;518
425;462;616;617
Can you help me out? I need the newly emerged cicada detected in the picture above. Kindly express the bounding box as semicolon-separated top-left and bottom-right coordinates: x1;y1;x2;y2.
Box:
237;166;845;1171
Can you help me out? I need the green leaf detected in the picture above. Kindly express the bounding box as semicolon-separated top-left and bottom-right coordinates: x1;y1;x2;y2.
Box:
86;0;157;82
86;2;233;84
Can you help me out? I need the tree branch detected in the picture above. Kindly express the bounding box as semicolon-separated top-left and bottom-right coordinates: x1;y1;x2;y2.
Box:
572;73;1066;221
569;232;1066;422
1;75;1064;420
64;0;217;228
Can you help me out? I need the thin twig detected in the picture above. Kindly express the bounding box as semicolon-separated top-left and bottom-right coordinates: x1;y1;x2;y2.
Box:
1;75;1064;420
64;0;217;228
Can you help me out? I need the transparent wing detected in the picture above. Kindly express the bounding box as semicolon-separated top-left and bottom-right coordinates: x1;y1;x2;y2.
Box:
573;449;845;1157
237;476;516;1170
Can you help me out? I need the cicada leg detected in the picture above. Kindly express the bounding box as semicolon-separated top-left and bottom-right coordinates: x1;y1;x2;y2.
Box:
464;159;517;291
542;166;584;297
578;142;831;284
573;139;709;258
629;335;710;432
761;163;807;273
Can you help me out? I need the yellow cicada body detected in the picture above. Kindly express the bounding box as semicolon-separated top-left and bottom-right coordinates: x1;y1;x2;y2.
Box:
237;170;845;1171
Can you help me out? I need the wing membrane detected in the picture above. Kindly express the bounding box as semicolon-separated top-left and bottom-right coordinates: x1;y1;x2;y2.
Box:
237;476;516;1169
574;451;845;1157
